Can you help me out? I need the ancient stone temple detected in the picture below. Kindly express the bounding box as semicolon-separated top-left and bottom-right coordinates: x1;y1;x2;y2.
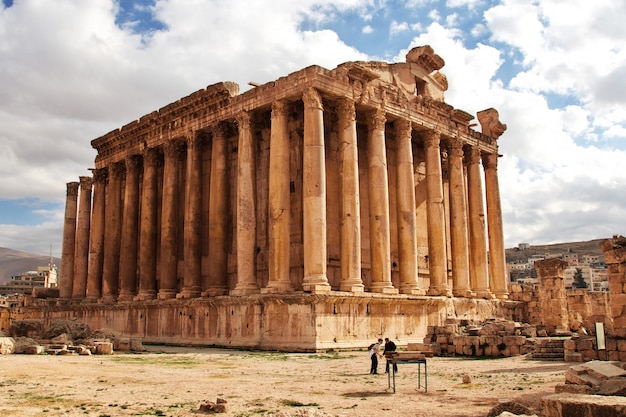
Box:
44;45;510;351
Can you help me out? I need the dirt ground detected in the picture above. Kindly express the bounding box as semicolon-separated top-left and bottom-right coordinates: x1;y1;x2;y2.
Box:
0;346;569;417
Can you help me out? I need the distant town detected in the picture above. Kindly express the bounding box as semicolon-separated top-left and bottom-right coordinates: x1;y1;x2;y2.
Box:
506;239;607;292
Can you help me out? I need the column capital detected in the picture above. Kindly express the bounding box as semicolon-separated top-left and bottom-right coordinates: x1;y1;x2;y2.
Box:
394;118;412;139
125;154;142;173
366;108;386;131
236;110;252;130
212;121;231;140
302;87;323;110
336;98;356;120
271;100;290;118
465;146;482;164
109;161;125;178
90;168;108;184
422;130;440;148
482;152;499;170
66;181;79;197
162;138;184;158
78;176;93;191
447;138;464;157
143;147;161;167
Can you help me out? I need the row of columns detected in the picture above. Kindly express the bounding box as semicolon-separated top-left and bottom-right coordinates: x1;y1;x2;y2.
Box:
59;87;508;301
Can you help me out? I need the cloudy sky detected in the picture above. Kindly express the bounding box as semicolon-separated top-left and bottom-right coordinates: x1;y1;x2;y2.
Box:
1;0;624;257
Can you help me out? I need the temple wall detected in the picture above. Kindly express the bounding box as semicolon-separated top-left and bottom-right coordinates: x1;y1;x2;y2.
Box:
21;295;503;351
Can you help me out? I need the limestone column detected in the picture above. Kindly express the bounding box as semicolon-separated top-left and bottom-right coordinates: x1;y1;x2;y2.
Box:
395;119;424;295
72;176;93;299
59;181;79;299
466;146;492;298
118;155;141;301
180;135;203;298
483;152;509;299
337;98;364;292
204;123;230;296
102;162;124;302
366;109;397;294
231;111;260;296
158;140;183;299
448;139;472;297
137;148;159;300
86;168;106;301
301;88;331;293
423;131;450;296
264;101;295;293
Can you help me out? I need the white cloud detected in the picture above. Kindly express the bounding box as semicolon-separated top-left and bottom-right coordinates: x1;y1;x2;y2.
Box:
362;24;374;34
389;20;410;36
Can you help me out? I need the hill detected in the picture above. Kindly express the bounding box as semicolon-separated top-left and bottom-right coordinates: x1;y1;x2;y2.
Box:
0;247;61;283
505;238;606;264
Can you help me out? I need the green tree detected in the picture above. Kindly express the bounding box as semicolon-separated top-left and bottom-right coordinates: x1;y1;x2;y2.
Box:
573;268;588;289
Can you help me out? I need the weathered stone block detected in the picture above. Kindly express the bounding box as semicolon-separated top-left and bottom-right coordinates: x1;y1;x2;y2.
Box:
0;337;16;354
94;342;114;355
541;393;626;417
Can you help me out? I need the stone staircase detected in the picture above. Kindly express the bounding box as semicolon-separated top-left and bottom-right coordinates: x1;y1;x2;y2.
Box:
532;338;566;360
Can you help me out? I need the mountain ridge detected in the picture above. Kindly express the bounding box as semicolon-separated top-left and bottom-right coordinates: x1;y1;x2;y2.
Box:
0;247;60;283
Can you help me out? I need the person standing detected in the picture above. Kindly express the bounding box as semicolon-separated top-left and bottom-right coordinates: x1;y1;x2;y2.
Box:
383;337;398;373
368;338;383;374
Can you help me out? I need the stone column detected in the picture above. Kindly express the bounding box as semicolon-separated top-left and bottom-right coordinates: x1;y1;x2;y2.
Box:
366;108;397;294
423;131;450;296
86;168;106;301
204;123;230;296
137;148;159;300
59;181;79;299
72;176;93;299
180;135;203;298
466;146;492;298
264;101;295;293
301;87;331;293
395;119;424;295
102;162;124;302
118;155;141;301
231;111;260;296
483;152;509;299
601;236;626;338
448;139;472;297
535;258;569;333
158;139;183;299
337;98;364;292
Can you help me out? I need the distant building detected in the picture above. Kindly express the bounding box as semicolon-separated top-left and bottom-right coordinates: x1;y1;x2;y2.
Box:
518;243;530;250
0;259;57;295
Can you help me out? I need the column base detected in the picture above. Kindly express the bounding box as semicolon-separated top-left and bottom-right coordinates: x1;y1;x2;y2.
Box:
229;287;260;296
426;286;452;297
202;286;230;297
302;274;331;293
83;296;100;304
157;289;177;300
177;287;202;299
134;290;156;301
339;283;365;293
370;283;399;294
399;285;426;296
473;289;495;299
492;290;509;300
100;294;118;303
262;282;295;294
118;292;136;301
452;288;474;298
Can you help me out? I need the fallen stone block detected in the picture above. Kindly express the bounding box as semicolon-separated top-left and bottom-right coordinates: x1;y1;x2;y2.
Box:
541;393;626;417
23;345;45;355
565;370;601;387
596;378;626;397
582;360;626;381
94;342;114;355
554;383;593;394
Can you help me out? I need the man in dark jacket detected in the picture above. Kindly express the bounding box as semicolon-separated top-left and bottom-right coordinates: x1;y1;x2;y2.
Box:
383;337;398;373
